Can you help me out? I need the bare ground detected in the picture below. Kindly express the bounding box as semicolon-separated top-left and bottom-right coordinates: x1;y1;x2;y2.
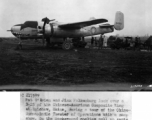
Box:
0;38;152;89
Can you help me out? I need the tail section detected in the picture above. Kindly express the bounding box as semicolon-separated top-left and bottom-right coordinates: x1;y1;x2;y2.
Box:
114;11;124;30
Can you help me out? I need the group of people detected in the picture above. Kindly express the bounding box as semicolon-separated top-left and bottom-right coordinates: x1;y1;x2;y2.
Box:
90;35;105;49
125;37;141;50
144;36;152;51
107;36;143;50
89;35;152;51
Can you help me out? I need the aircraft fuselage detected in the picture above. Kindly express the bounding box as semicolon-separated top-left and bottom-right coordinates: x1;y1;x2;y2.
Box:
11;21;114;39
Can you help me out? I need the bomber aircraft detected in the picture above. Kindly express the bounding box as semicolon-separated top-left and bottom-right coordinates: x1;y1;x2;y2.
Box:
8;11;124;50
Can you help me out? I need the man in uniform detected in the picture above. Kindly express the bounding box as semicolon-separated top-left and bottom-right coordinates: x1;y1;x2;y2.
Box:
98;34;104;49
91;37;94;48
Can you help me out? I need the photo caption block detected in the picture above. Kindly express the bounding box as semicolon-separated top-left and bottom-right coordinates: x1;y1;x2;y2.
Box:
20;92;131;120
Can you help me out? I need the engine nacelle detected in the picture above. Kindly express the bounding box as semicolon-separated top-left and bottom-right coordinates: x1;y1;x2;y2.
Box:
44;24;54;37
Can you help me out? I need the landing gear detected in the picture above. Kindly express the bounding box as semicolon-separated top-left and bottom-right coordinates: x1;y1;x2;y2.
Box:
42;36;45;46
72;37;87;48
16;36;22;50
16;42;22;50
62;38;73;50
45;37;55;48
46;37;51;48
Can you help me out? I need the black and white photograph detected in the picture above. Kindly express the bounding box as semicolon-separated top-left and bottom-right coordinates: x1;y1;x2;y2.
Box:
0;0;152;91
1;1;152;120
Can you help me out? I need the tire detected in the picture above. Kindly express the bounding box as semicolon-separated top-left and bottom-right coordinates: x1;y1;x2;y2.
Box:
62;41;73;50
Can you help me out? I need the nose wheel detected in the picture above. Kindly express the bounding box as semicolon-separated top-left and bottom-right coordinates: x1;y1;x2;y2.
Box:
16;35;22;50
16;41;22;50
18;41;22;49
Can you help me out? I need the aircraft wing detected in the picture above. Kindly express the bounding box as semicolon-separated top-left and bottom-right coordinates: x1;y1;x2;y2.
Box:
58;18;108;29
99;24;113;28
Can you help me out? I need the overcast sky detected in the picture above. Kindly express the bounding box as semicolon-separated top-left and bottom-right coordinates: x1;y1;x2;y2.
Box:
0;0;152;37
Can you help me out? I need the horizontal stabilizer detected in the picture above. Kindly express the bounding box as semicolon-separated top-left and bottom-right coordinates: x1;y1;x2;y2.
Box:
99;24;113;28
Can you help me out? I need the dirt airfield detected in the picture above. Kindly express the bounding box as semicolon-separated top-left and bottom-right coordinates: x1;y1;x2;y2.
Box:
0;37;152;90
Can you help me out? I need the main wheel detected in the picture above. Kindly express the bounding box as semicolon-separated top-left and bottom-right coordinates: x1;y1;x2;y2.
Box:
62;41;73;50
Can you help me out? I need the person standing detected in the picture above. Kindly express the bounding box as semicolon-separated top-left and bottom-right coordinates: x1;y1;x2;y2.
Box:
98;34;104;49
95;37;97;47
103;35;108;47
91;37;94;48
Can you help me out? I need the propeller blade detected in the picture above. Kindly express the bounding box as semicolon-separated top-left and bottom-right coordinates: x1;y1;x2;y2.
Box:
50;19;55;22
42;17;55;24
41;17;55;46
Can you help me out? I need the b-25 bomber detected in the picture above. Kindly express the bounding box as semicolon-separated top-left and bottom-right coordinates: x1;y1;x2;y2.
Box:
8;11;124;50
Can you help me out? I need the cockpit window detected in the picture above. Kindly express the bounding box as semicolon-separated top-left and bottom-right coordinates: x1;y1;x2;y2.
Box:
21;21;38;30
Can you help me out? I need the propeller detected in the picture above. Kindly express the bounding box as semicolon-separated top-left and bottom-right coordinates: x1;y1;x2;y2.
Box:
41;17;55;46
42;17;55;23
41;17;55;35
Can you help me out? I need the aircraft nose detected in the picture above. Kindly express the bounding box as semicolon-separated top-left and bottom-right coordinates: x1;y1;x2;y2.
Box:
11;25;21;32
11;26;14;33
11;25;21;36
